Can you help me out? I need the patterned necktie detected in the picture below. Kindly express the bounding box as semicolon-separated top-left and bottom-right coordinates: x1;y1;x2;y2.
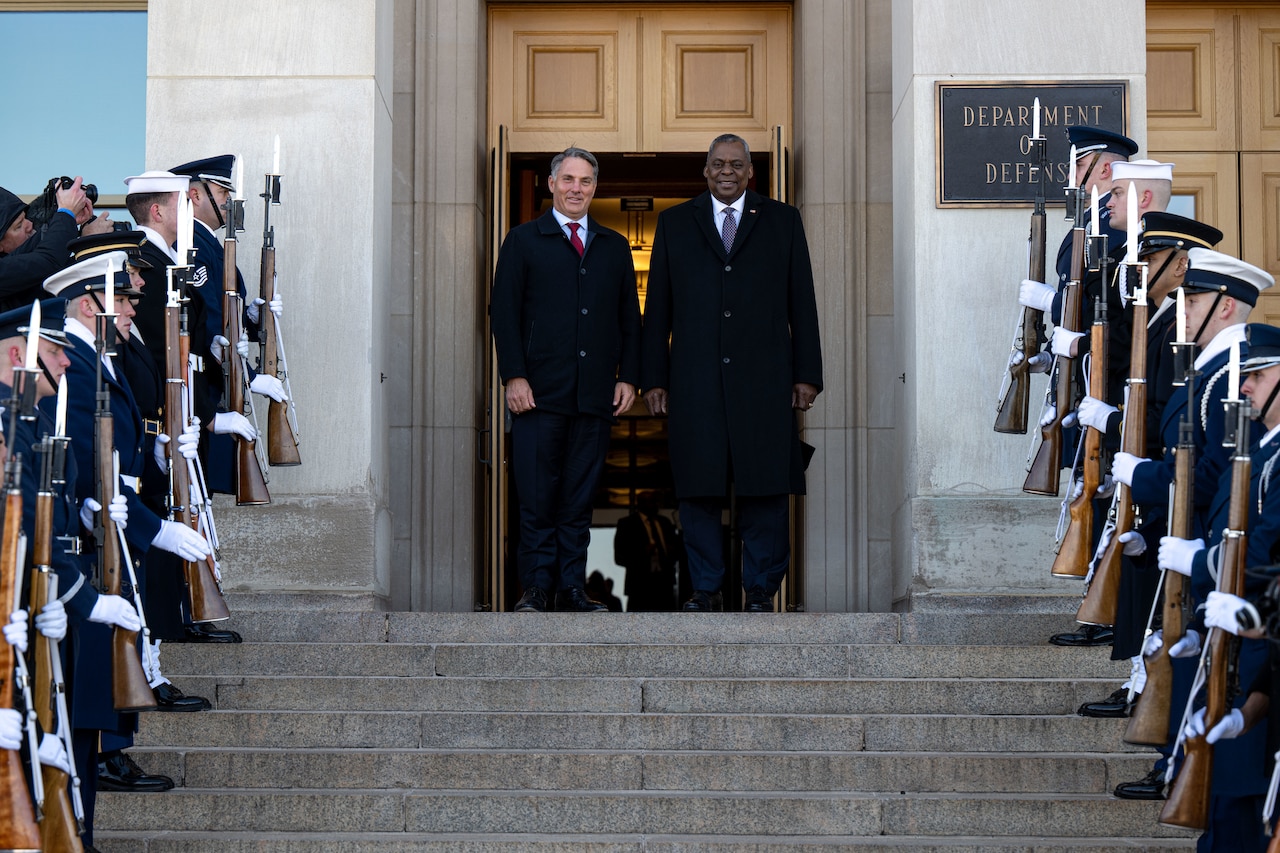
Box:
721;208;737;253
568;222;584;256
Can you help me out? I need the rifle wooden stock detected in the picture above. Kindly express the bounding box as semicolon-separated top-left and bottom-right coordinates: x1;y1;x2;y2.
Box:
1078;284;1149;619
995;211;1047;435
223;236;270;506
1269;824;1280;853
38;761;81;853
260;244;301;466
96;414;155;712
1160;442;1250;830
166;300;230;623
0;463;41;852
1023;230;1085;495
1126;441;1193;746
30;478;54;726
1051;298;1107;577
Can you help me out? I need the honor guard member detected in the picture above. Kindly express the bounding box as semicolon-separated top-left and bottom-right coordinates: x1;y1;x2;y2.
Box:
44;254;213;828
1019;125;1137;329
1110;252;1273;802
0;301;144;780
1073;213;1223;718
1149;323;1280;850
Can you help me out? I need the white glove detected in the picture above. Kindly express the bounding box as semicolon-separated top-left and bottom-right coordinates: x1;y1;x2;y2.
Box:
1142;629;1164;657
250;373;288;402
1095;474;1116;501
2;610;28;653
236;332;250;360
210;334;230;362
1170;628;1203;658
79;496;100;530
1051;326;1085;358
1019;278;1056;313
247;298;264;324
212;412;257;441
152;520;212;561
1027;352;1051;374
89;493;129;529
269;292;283;317
34;599;66;641
38;732;70;774
1111;451;1148;487
1062;409;1078;429
1185;707;1245;744
0;709;21;751
88;594;141;632
178;422;201;459
1204;590;1261;635
1039;404;1057;428
1158;536;1203;578
154;433;172;471
1119;530;1146;556
1077;396;1118;432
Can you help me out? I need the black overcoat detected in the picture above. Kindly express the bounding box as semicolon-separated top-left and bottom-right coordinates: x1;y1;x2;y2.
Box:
490;210;641;419
640;189;823;498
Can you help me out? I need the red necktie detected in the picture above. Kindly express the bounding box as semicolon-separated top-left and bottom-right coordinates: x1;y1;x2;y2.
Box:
568;222;584;256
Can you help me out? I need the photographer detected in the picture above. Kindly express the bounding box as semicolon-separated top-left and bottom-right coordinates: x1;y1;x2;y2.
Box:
0;176;112;310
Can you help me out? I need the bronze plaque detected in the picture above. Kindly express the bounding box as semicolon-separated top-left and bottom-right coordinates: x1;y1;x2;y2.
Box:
936;81;1129;207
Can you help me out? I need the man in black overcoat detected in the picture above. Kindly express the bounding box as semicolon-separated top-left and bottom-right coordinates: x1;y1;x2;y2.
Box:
490;147;642;612
640;133;823;612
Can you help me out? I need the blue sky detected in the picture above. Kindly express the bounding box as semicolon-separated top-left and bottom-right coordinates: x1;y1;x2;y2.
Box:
1;11;147;196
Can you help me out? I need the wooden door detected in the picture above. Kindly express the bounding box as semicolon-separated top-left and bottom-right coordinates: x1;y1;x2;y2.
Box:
1148;4;1280;322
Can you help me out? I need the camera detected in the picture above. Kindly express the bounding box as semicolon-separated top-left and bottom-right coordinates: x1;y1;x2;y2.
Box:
25;175;100;229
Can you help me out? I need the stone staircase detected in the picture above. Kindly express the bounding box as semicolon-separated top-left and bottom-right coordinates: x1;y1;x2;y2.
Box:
93;598;1197;851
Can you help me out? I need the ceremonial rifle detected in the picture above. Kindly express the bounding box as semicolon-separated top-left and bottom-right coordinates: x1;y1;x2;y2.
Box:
92;274;156;712
994;112;1049;434
1126;334;1197;746
1160;393;1252;830
166;262;229;622
0;359;41;852
1078;260;1149;620
1023;186;1088;495
30;431;83;852
259;169;300;466
1050;294;1107;577
222;192;270;506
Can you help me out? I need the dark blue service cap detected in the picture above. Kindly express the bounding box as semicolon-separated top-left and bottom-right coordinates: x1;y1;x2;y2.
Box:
169;155;235;191
66;229;152;269
43;252;143;299
1243;324;1280;373
0;299;70;347
1137;212;1223;258
1183;248;1274;308
1066;126;1139;157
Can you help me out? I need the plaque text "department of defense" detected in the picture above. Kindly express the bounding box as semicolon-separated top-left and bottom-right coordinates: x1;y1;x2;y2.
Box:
936;81;1128;207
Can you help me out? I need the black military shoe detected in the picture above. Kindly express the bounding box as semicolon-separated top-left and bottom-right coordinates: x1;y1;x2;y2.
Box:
514;587;548;612
1113;767;1166;800
97;750;174;792
683;590;724;612
744;587;773;612
181;622;242;643
555;587;608;612
1078;687;1134;718
153;681;212;712
1049;624;1114;646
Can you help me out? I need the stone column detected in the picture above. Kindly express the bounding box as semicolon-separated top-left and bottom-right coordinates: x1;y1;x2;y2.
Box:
145;0;396;603
891;0;1147;595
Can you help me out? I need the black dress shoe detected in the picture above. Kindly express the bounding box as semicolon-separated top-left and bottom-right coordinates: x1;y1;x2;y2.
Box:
1078;687;1135;718
683;590;724;612
555;587;608;612
744;587;773;613
97;750;174;792
1049;624;1114;646
514;587;548;612
153;681;212;712
1113;767;1166;800
181;622;242;643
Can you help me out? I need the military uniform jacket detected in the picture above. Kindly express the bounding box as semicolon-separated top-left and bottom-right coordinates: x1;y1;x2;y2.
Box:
640;189;823;498
1051;192;1125;318
0;211;77;311
490;210;641;420
1130;340;1244;538
62;333;163;552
